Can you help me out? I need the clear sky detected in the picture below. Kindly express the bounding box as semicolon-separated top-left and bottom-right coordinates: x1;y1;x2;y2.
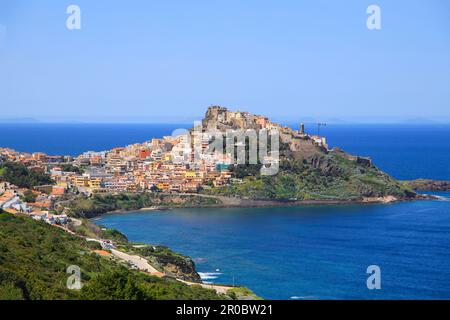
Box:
0;0;449;123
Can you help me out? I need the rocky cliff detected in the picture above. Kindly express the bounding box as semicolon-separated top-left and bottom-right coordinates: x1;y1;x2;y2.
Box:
201;106;417;201
128;245;201;282
404;179;450;191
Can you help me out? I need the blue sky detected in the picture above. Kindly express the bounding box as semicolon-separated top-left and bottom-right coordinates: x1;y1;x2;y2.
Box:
0;0;449;123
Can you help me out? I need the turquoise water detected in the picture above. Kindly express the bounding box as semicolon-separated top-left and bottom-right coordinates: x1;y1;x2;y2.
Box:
96;194;450;299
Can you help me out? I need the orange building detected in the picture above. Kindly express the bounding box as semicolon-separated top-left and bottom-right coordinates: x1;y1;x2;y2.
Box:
51;186;66;196
139;149;151;159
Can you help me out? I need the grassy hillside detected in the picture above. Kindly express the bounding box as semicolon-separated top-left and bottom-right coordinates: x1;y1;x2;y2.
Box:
0;161;54;188
206;152;415;201
0;213;228;300
120;244;202;281
67;219;202;282
65;193;222;219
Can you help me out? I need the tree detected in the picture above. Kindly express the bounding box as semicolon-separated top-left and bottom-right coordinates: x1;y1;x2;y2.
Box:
21;190;36;203
81;269;145;300
0;161;53;188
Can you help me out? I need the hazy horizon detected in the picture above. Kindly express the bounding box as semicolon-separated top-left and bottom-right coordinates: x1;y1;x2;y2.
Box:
1;1;449;122
1;113;450;125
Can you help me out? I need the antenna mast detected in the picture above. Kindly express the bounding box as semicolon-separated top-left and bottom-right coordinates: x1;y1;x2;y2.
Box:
317;122;327;136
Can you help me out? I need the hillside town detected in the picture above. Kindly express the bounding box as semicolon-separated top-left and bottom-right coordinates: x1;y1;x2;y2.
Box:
0;106;332;221
0;179;67;224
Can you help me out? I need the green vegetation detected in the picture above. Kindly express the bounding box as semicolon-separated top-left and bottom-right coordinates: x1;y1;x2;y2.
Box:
0;161;53;188
123;244;201;281
403;179;450;191
80;269;222;300
69;220;200;282
207;152;416;201
0;212;115;299
227;287;262;300
21;189;36;203
59;163;84;174
230;164;262;179
102;228;128;242
0;213;231;300
66;193;222;218
70;219;129;243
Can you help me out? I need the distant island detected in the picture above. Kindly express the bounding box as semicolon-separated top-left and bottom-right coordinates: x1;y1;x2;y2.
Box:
0;117;40;123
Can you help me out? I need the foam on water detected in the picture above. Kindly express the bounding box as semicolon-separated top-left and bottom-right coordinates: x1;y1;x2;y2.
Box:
198;272;223;280
433;195;450;201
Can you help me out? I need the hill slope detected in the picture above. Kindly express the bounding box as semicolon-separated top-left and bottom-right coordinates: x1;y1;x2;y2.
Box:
201;106;416;201
208;151;416;201
0;212;229;300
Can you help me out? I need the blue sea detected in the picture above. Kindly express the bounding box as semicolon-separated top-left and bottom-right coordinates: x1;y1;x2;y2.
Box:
1;123;450;180
2;122;450;299
96;198;450;300
0;123;186;158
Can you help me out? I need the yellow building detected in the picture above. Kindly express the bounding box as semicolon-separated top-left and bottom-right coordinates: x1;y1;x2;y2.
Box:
88;178;102;190
157;183;170;191
74;176;88;187
185;171;196;178
57;182;68;188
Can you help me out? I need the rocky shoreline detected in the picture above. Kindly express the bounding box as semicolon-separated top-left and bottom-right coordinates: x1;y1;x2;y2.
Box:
122;192;438;213
404;179;450;191
88;186;439;299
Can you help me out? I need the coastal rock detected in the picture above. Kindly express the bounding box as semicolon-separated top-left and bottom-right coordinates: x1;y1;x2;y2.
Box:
136;245;202;282
362;195;398;203
309;154;344;176
200;106;416;202
404;179;450;191
161;259;201;282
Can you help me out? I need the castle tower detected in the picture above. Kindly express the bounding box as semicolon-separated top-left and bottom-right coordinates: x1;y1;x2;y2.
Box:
300;123;305;134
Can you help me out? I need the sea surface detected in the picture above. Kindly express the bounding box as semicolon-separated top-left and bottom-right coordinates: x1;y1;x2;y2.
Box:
0;123;186;158
1;123;450;180
96;197;450;299
2;122;450;299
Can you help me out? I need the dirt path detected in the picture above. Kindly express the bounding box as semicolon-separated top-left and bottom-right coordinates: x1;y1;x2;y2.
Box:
177;279;234;294
109;247;232;294
110;248;164;276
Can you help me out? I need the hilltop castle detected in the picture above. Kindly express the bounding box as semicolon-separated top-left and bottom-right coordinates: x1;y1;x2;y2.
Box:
201;106;329;158
202;106;275;131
